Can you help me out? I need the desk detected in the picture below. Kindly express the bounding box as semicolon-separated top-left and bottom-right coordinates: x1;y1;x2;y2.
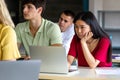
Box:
39;67;120;80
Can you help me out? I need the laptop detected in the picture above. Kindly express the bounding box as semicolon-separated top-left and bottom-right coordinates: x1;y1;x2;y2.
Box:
0;60;41;80
29;46;68;74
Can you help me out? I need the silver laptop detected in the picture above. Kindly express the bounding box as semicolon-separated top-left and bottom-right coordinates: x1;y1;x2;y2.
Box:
0;60;41;80
29;46;68;74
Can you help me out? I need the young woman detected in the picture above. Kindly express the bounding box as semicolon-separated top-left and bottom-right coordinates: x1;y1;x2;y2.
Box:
67;11;112;68
0;0;21;60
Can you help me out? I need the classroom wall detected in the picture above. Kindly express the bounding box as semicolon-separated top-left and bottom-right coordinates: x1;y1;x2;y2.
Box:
89;0;120;17
103;0;120;10
43;0;83;22
89;0;103;18
89;0;120;48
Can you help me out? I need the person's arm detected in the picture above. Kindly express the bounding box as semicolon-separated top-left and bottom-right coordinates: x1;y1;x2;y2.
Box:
17;42;31;60
81;32;100;68
67;35;77;69
2;59;16;61
81;40;100;68
49;23;63;46
51;44;62;46
14;24;30;60
1;26;21;61
67;55;75;69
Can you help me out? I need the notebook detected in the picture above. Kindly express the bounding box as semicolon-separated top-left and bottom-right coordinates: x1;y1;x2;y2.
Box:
0;60;41;80
29;46;68;74
95;67;120;75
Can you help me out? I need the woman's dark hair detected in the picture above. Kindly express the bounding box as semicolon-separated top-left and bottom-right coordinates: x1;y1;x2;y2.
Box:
22;0;46;12
74;11;112;62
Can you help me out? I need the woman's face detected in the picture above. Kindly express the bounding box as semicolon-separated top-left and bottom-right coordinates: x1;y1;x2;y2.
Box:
75;20;91;39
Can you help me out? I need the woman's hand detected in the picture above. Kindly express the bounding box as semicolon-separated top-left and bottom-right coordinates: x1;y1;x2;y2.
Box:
81;32;93;42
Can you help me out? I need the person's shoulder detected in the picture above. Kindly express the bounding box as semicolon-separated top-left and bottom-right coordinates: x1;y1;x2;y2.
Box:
66;24;75;34
43;18;58;27
0;24;15;34
101;37;110;40
0;24;13;31
16;21;29;28
73;34;78;40
100;37;110;43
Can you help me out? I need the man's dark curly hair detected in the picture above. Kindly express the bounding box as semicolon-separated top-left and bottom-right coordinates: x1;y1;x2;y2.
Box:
21;0;46;12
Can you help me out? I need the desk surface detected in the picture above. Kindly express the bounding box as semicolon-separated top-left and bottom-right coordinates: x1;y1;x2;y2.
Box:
39;67;120;80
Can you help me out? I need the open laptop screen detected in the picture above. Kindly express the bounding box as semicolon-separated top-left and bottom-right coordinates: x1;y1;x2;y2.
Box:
0;60;41;80
30;46;68;74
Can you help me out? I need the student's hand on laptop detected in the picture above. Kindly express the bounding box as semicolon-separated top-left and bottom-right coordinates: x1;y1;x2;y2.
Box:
68;62;71;69
24;56;31;60
17;56;30;60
